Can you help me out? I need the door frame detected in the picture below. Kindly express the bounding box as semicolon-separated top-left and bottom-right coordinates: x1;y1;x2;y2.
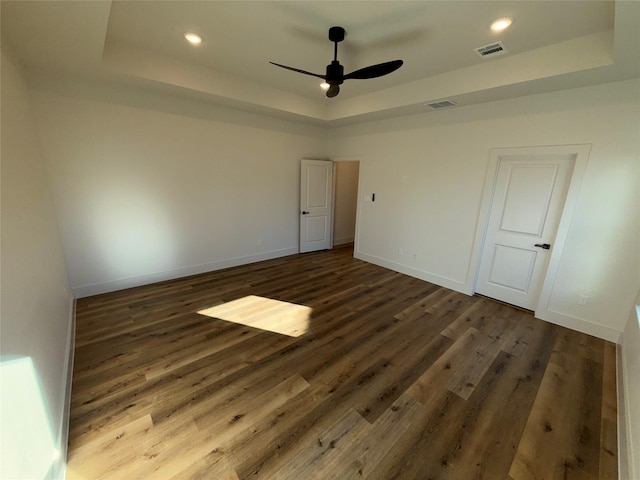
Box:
469;144;591;315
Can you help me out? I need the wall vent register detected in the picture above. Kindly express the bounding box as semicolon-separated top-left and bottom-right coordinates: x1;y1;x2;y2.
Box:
426;100;457;109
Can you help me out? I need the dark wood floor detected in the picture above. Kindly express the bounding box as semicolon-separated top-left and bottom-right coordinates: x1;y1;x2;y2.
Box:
67;245;618;479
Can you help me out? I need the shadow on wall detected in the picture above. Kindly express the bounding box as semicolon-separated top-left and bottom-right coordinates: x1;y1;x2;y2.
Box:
89;185;177;285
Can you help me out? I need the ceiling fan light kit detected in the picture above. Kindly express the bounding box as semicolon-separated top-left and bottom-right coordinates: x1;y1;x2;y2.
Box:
270;26;404;98
184;32;202;45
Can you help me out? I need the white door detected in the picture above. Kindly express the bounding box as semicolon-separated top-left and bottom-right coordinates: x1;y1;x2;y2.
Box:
300;159;333;253
475;155;574;310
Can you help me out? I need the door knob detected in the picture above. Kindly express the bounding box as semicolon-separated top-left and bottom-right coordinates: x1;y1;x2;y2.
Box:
534;243;551;250
301;211;310;215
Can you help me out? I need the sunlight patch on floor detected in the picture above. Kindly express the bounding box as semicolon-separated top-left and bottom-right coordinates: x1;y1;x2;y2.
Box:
198;295;312;337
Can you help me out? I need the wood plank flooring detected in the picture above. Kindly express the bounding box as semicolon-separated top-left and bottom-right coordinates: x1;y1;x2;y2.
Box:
67;245;618;479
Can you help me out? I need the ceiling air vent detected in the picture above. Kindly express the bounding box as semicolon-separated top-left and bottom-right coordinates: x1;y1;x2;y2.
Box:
474;41;508;58
426;100;457;109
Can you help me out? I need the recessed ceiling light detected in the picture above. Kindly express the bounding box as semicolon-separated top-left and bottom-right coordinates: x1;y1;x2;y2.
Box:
490;17;513;32
184;33;202;45
320;82;330;90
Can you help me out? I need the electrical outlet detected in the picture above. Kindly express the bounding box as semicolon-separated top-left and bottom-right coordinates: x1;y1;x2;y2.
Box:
398;248;404;256
578;295;589;306
257;239;262;247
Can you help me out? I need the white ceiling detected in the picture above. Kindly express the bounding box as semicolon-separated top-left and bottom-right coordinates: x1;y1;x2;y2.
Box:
2;1;639;125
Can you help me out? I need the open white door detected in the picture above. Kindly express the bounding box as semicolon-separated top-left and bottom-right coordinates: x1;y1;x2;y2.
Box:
476;155;574;310
300;159;333;253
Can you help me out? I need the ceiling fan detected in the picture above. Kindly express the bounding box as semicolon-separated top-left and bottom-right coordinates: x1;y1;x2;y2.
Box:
270;26;403;98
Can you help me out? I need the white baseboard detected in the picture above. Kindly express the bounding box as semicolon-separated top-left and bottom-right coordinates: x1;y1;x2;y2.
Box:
535;308;621;343
619;299;640;480
354;250;622;344
333;236;354;246
617;344;631;480
354;250;470;295
47;298;76;479
73;248;298;298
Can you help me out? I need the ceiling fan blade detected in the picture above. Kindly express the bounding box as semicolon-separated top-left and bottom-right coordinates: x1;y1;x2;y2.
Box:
326;84;340;98
269;62;326;80
343;60;403;80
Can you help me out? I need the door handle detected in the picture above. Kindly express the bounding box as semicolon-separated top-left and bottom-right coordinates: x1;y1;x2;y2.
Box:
534;243;551;250
301;211;310;215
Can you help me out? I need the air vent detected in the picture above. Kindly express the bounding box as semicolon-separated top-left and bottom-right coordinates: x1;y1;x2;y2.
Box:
474;41;508;58
426;100;457;109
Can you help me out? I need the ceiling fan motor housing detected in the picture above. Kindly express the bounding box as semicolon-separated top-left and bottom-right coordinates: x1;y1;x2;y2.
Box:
326;61;344;85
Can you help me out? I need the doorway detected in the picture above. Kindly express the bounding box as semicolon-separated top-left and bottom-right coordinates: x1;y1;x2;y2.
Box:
332;161;360;249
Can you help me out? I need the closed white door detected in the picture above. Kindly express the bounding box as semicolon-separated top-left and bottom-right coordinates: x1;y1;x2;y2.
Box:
476;155;574;310
300;159;333;253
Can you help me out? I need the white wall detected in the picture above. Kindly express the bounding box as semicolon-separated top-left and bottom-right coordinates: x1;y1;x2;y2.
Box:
622;290;640;479
333;161;359;246
328;79;640;340
28;77;327;297
0;49;74;479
